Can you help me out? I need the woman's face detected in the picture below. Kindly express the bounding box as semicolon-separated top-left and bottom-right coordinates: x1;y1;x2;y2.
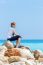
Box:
12;24;16;28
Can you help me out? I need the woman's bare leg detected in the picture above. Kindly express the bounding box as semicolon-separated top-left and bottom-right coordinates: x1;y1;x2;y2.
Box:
16;38;21;48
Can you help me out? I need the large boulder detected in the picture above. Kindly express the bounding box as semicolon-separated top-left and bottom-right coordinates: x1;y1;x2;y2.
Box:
33;50;43;60
4;48;34;60
8;56;21;63
4;48;21;57
0;46;7;55
10;62;26;65
0;55;9;64
17;48;34;59
0;61;4;65
3;41;14;49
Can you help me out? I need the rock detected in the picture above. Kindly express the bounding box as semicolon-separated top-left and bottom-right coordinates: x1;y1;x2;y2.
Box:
4;48;34;60
0;46;7;55
17;48;34;59
38;57;43;62
5;64;10;65
4;48;34;59
37;50;43;56
19;46;31;52
19;57;36;65
33;50;43;60
33;50;40;60
4;48;21;57
0;55;9;64
3;41;14;49
10;62;26;65
0;61;4;65
8;56;21;63
1;44;43;65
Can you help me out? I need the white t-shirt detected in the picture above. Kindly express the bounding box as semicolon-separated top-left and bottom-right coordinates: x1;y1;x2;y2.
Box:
7;28;16;38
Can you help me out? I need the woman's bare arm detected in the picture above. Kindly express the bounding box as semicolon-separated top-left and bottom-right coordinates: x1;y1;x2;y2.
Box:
13;30;18;35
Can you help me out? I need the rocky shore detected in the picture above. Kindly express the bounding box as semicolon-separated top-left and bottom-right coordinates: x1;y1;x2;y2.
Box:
0;41;43;65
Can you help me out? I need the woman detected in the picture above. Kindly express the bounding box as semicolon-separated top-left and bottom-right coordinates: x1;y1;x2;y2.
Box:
7;22;21;48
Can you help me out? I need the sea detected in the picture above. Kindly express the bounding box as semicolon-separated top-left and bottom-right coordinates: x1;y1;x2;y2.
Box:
0;40;43;51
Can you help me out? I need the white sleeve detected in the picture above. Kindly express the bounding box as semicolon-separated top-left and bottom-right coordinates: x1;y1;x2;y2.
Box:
7;30;12;38
13;29;18;35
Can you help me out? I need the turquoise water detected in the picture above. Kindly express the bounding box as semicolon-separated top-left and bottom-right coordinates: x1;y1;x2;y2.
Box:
0;40;43;51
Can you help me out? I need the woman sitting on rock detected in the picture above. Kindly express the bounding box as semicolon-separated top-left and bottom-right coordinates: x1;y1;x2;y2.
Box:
7;22;21;48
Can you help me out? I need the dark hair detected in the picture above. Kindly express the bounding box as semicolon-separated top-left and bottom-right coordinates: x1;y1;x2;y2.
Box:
11;22;16;27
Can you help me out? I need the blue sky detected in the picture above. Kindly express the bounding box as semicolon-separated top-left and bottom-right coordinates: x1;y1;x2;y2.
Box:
0;0;43;40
